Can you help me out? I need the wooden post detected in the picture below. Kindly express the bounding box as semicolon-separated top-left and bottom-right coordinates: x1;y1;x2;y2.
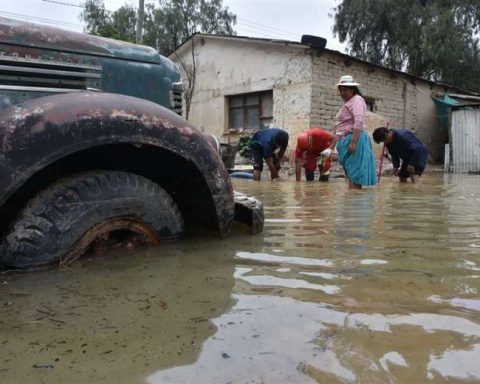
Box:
136;0;144;44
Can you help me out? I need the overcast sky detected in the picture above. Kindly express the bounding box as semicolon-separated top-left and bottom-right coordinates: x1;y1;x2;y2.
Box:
1;0;346;52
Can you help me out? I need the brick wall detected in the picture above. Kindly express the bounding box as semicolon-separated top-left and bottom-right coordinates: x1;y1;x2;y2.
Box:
310;51;419;132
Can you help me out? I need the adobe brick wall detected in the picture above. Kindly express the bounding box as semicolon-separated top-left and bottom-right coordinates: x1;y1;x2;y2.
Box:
307;50;450;162
310;51;418;133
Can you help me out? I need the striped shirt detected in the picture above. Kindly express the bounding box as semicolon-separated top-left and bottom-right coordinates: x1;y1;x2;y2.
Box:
334;94;366;137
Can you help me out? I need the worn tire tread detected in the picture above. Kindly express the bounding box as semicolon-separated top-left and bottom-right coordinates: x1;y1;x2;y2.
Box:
1;171;184;268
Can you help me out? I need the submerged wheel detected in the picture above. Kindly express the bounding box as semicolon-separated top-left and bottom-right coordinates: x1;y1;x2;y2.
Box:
0;171;185;268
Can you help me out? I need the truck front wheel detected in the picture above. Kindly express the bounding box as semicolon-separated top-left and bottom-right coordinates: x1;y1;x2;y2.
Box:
0;171;185;268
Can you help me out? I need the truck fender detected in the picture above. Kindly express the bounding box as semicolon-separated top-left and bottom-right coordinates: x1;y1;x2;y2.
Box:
0;91;234;235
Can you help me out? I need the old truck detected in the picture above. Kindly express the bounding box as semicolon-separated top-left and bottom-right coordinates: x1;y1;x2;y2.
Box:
0;17;263;268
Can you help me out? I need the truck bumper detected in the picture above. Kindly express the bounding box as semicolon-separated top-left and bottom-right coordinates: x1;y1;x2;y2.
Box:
233;191;264;234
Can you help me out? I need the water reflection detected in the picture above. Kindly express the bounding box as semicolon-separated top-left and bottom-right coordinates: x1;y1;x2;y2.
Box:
2;174;480;383
0;241;236;384
152;175;480;383
235;266;341;294
149;293;480;383
332;189;377;257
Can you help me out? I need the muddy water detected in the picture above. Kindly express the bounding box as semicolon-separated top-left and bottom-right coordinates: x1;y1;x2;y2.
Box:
2;174;480;384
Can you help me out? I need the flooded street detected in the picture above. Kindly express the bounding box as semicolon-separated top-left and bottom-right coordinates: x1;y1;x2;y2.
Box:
2;174;480;383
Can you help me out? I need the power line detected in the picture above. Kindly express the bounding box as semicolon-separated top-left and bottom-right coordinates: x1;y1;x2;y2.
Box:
41;0;83;7
237;17;298;39
4;2;310;42
228;1;334;4
0;11;83;29
235;26;295;41
236;24;297;40
38;0;141;9
38;0;154;12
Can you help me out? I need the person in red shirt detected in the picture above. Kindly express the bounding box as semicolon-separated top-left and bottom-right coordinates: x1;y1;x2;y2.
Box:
295;128;334;181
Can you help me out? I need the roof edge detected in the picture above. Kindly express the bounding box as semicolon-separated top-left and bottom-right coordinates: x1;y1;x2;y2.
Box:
169;33;480;96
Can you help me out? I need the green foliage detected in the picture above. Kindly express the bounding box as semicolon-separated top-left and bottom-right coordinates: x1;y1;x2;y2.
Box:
237;135;252;159
81;0;136;42
80;0;236;54
332;0;480;92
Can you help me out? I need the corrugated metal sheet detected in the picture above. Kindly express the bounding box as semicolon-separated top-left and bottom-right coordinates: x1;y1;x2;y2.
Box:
444;143;450;172
450;109;480;173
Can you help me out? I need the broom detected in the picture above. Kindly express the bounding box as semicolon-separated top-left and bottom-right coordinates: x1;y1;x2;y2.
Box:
377;121;390;182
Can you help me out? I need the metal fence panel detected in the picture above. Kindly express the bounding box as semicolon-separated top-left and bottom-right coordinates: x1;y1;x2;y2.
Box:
451;109;480;173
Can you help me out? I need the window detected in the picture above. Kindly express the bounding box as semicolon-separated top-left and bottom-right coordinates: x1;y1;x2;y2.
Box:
364;97;375;112
228;91;273;131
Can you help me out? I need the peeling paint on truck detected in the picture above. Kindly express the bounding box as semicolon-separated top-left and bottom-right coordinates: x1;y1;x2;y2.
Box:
0;17;263;268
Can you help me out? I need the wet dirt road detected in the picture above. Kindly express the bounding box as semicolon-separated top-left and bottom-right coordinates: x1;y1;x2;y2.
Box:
2;174;480;383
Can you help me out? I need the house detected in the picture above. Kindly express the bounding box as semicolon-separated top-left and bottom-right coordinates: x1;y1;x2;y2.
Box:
169;33;478;165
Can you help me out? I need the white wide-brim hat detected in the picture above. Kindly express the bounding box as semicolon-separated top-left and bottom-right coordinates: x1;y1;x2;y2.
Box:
334;75;360;88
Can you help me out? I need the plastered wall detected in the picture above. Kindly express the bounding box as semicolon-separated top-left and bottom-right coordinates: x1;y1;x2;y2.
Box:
175;37;313;145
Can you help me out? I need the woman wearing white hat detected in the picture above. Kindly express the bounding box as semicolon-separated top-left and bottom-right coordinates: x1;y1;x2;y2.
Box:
333;75;377;189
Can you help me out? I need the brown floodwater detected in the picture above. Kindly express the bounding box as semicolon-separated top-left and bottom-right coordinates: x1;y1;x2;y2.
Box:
1;173;480;383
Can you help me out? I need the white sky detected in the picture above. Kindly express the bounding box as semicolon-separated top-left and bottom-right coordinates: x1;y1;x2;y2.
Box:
0;0;346;52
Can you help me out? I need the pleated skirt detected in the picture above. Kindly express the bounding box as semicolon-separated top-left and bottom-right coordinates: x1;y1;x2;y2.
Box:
337;131;377;186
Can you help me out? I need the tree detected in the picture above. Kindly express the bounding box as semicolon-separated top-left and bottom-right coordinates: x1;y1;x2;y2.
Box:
142;0;236;54
171;36;197;119
80;0;236;54
81;0;137;43
332;0;480;92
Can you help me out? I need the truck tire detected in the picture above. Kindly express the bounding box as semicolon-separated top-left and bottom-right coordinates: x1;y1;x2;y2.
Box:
0;171;184;268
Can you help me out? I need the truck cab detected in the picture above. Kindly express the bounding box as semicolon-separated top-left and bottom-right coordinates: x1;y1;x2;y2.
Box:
0;17;263;268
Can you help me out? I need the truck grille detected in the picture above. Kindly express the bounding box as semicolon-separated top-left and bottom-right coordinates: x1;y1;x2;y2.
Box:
170;82;183;116
0;55;102;92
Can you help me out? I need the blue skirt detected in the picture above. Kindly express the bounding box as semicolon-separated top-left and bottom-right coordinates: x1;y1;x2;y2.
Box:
337;131;377;186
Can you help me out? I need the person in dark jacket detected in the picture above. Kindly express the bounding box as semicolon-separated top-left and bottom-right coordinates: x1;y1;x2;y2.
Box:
250;128;289;180
373;127;428;184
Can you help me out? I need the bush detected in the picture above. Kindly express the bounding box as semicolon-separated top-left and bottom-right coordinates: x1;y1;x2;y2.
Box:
237;135;252;159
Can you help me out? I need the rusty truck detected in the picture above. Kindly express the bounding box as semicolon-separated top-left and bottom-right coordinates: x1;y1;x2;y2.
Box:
0;17;263;268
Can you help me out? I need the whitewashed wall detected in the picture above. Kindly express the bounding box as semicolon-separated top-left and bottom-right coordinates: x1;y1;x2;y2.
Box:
172;36;313;145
